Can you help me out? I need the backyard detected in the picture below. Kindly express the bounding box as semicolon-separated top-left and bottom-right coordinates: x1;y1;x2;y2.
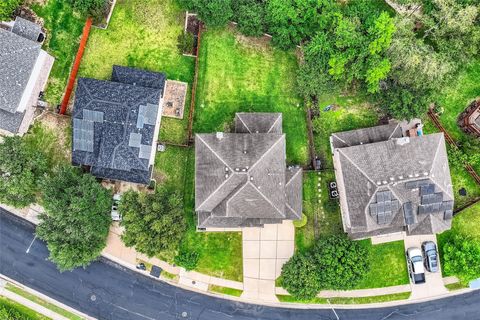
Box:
32;0;84;105
78;0;195;145
193;27;308;165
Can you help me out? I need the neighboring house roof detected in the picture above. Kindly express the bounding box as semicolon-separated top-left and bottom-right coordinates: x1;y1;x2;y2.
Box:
195;113;302;228
0;28;41;114
331;122;402;149
332;127;453;239
72;67;166;184
11;17;42;42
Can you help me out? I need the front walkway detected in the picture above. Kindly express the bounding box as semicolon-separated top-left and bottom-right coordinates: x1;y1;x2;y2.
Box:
241;221;295;302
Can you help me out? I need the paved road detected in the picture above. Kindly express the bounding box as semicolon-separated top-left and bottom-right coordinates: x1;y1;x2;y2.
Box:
1;208;479;320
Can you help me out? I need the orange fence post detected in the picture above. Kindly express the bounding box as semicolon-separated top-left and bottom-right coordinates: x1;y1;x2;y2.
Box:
59;17;93;115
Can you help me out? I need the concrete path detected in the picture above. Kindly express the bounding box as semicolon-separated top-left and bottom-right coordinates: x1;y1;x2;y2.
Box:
241;221;295;302
403;234;448;300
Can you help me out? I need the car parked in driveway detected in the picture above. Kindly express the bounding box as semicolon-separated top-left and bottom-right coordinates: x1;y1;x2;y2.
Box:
422;241;439;273
406;247;426;284
111;194;122;221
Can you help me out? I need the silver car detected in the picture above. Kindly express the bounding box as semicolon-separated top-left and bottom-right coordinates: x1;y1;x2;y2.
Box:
422;241;439;273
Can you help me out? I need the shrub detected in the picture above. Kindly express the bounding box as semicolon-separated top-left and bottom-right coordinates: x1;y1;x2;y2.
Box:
177;32;195;54
36;166;112;271
233;0;266;37
0;136;48;208
443;234;480;284
185;0;233;27
119;187;186;257
293;213;307;228
0;0;21;21
68;0;107;18
281;252;321;300
311;236;370;289
174;250;199;271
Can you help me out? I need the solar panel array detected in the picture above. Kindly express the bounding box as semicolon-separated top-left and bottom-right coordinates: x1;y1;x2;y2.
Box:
405;179;430;189
139;144;152;159
420;184;435;196
403;202;415;225
73;119;94;152
137;103;158;129
369;191;400;225
129;132;142;148
83;109;104;122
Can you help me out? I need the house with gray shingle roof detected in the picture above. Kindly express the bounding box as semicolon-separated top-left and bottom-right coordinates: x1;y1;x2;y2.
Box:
0;18;53;135
71;66;166;185
195;113;302;229
331;122;454;239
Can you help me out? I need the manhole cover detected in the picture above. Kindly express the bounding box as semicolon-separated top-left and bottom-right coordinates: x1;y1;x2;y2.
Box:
90;294;96;301
192;280;196;285
181;311;188;318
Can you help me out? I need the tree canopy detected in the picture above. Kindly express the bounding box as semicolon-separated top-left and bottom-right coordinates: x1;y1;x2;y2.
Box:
0;136;48;208
443;234;480;283
36;166;112;271
0;0;21;21
119;187;186;257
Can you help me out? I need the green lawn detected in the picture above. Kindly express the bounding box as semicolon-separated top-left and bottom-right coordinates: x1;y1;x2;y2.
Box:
355;240;409;289
6;284;82;320
277;291;410;304
193;27;308;165
0;296;49;320
32;0;85;105
154;146;243;281
435;60;480;172
78;0;195;145
209;285;243;297
297;171;343;253
313;93;380;167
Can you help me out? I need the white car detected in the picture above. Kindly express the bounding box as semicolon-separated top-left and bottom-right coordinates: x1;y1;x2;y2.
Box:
406;247;426;284
111;194;122;221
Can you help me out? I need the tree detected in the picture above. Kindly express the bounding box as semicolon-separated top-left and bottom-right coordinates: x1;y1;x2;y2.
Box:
68;0;107;18
442;234;480;283
0;0;21;21
183;0;233;27
0;136;48;208
311;236;370;289
233;0;266;37
281;252;322;300
119;187;186;257
36;166;111;271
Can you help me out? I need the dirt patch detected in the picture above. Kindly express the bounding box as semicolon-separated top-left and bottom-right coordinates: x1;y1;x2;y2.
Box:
162;80;187;119
35;111;72;161
230;24;272;52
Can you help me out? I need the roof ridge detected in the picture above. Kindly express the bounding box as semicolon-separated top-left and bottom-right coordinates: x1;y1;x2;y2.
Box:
266;114;282;133
248;134;285;172
235;114;252;133
285;168;302;187
387;122;401;140
248;181;284;217
428;134;453;199
337;148;377;186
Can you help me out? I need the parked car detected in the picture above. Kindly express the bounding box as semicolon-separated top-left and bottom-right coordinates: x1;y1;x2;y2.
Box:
406;247;426;284
422;241;439;273
111;194;122;221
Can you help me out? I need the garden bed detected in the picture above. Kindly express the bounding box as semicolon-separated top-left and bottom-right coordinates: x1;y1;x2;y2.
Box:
162;80;188;119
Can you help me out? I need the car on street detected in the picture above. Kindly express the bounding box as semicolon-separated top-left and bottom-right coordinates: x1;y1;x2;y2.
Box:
422;241;439;273
406;247;426;284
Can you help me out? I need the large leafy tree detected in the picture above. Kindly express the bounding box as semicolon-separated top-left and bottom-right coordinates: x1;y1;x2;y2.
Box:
181;0;233;27
36;166;112;271
0;136;48;208
233;0;266;37
119;187;186;257
0;0;21;21
281;252;321;300
443;234;480;283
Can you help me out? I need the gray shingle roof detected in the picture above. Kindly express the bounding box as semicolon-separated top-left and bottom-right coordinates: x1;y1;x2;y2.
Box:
0;28;41;114
235;113;282;134
195;113;302;228
72;67;166;184
0;109;25;133
331;122;402;149
333;129;453;239
11;17;42;42
111;65;166;93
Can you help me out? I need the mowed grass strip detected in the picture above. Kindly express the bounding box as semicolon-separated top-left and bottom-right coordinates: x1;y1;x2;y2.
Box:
32;0;84;105
194;27;308;164
78;0;195;144
0;296;49;320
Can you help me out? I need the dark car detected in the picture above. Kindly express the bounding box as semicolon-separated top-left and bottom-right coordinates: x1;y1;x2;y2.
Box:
422;241;439;273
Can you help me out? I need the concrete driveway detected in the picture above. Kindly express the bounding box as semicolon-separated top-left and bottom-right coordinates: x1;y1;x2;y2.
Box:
403;234;448;299
241;221;295;301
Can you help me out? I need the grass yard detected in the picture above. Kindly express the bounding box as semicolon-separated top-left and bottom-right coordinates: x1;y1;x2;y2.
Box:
313;93;380;168
78;0;195;145
297;171;343;253
32;0;85;105
0;296;49;320
209;285;243;297
277;292;410;304
355;240;409;289
5;284;82;320
154;146;243;281
435;60;480;172
194;27;308;165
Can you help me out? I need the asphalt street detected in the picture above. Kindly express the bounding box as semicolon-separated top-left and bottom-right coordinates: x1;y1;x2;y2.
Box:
1;208;479;320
